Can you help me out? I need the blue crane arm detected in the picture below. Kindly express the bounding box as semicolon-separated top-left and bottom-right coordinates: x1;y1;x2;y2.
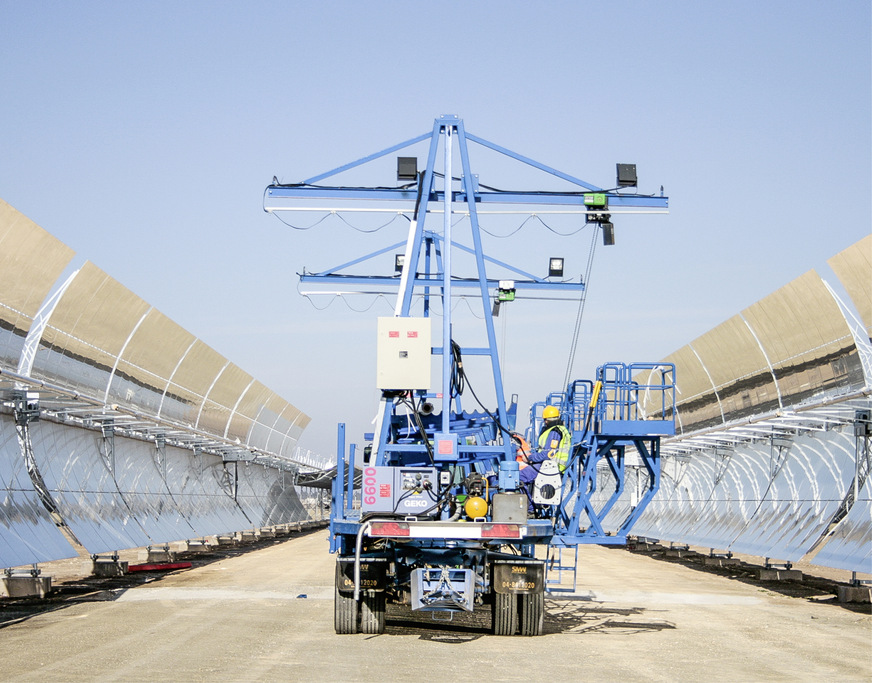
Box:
264;185;668;210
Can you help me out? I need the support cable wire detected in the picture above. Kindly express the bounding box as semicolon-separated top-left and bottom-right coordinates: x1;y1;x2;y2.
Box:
478;214;590;239
273;211;409;232
563;226;599;390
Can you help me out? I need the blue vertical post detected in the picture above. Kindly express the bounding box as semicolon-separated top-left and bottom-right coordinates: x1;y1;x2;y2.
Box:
346;443;356;513
441;120;453;435
335;423;346;519
456;120;509;448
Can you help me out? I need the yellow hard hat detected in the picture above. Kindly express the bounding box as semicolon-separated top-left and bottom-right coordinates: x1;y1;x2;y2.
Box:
543;405;560;420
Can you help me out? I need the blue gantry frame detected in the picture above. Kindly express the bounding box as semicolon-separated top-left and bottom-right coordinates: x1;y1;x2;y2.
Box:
266;117;672;546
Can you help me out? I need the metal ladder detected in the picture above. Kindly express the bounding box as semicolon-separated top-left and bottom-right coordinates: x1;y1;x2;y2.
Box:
545;546;578;593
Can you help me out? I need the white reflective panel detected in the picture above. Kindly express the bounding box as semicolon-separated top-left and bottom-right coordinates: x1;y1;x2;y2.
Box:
691;317;779;426
106;309;197;417
642;427;859;564
828;234;872;339
814;478;872;574
729;429;856;560
664;346;723;434
34;263;151;399
162;447;250;538
196;363;250;437
682;447;772;549
0;199;75;371
26;262;308;455
635;454;720;544
110;435;196;544
233;461;311;528
29;421;152;554
744;271;863;406
0;416;76;568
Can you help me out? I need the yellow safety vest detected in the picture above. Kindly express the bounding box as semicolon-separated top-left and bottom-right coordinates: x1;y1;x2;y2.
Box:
537;424;571;471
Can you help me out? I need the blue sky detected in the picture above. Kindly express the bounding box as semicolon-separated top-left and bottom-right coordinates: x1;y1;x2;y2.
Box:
1;1;870;458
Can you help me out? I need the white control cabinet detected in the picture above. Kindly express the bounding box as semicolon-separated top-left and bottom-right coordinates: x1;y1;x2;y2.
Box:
376;317;432;390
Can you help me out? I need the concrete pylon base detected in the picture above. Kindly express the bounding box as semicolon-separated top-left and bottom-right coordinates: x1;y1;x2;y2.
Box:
141;549;175;563
758;568;803;581
1;576;52;598
91;560;128;577
838;585;872;603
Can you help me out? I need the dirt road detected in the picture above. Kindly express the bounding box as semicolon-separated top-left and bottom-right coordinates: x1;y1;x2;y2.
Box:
1;530;869;682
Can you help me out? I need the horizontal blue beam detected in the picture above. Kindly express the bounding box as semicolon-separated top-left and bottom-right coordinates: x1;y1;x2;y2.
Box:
299;274;585;291
430;347;494;356
265;186;668;209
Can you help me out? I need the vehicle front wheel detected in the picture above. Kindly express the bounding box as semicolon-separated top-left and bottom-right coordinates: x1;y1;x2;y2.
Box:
334;564;358;634
518;589;545;636
359;590;386;634
492;592;517;635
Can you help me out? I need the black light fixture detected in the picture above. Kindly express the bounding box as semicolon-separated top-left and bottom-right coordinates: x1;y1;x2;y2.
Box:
395;254;405;272
601;221;615;246
548;257;564;278
616;163;637;187
397;157;418;181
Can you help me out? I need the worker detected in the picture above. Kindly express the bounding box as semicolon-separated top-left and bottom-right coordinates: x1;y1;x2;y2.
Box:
517;405;572;489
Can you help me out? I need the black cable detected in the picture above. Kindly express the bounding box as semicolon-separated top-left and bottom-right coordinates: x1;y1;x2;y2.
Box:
399;393;435;464
412;171;425;221
334;212;411;233
272;212;332;231
450;341;465;398
563;225;599;389
451;341;517;446
270;180;658;197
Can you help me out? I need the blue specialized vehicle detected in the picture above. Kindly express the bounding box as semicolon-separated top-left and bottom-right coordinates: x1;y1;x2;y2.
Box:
264;116;675;635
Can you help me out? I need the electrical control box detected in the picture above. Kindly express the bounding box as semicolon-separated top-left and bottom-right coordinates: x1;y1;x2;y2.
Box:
361;466;439;516
433;432;458;462
376;317;432;390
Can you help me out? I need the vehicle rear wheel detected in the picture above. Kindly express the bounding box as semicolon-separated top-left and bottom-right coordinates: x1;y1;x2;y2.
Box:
334;564;358;634
360;590;386;634
518;589;545;636
492;592;517;635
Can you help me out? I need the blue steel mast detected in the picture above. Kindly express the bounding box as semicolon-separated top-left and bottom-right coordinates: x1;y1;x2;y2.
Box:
264;115;669;467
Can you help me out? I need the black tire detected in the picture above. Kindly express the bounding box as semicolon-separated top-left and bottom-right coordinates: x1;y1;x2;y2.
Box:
360;590;386;634
492;592;517;635
518;590;545;636
334;564;358;634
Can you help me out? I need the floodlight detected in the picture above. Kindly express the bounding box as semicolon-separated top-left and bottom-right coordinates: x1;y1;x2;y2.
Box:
548;257;564;278
397;157;418;181
395;254;405;272
616;163;637;187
